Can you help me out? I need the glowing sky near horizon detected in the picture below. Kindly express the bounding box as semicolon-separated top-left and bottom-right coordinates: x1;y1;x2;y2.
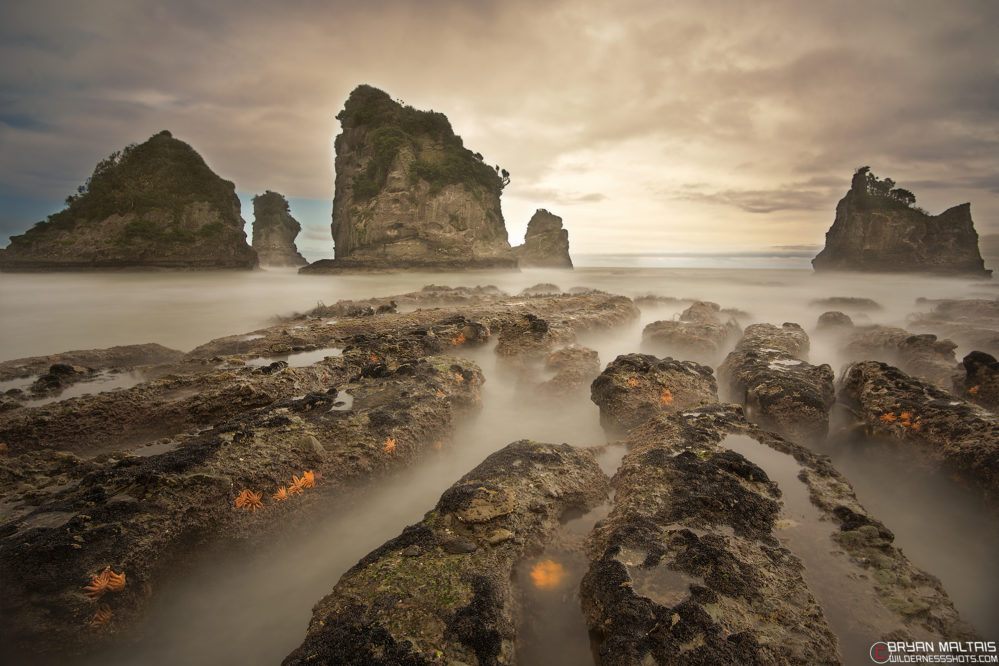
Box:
1;0;997;264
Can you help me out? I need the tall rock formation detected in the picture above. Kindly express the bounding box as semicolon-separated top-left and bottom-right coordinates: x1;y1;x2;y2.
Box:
513;208;573;268
251;191;307;267
301;85;515;273
0;131;258;271
812;167;990;277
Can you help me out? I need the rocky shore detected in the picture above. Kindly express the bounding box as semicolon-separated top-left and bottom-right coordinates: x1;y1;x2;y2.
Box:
1;285;995;664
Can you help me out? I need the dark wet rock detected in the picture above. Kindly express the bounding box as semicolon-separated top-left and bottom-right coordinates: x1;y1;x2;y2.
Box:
844;326;958;387
840;360;999;497
536;345;601;399
301;85;516;273
812;168;990;277
816;311;853;330
0;343;184;382
282;441;609;665
512;209;573;269
642;301;742;365
0;355;485;658
955;351;999;409
718;323;834;443
590;353;717;433
909;298;999;358
582;404;976;665
0;130;258;272
518;282;561;297
251;190;308;267
809;297;882;312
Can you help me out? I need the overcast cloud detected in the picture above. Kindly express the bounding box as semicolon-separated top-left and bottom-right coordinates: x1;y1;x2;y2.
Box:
1;0;997;259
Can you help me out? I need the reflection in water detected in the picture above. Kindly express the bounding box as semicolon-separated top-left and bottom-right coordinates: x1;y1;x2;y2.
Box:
244;347;343;368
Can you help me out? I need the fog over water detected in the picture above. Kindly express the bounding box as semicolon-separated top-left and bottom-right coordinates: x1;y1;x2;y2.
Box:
3;266;997;664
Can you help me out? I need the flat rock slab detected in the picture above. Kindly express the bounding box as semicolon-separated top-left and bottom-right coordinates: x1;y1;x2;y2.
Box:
718;323;834;444
840;360;999;498
582;405;976;665
590;353;717;433
282;440;609;666
0;355;484;658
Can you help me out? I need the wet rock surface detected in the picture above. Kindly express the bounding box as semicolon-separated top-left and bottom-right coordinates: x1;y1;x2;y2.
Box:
955;351;999;409
582;405;976;666
536;344;601;399
718;323;835;443
840;360;999;497
844;326;959;387
642;300;741;365
590;353;718;433
282;440;609;665
0;343;184;382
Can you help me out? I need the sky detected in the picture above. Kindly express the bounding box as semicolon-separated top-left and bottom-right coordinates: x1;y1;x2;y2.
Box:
1;0;998;266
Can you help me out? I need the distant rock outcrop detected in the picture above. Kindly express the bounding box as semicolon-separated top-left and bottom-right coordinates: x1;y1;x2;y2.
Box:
812;167;989;276
513;209;572;268
251;191;307;267
0;131;258;271
301;85;515;273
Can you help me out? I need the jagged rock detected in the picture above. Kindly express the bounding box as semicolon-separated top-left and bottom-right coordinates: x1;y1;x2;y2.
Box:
816;311;854;330
282;441;609;665
841;361;999;497
536;345;600;399
512;209;572;268
718;323;835;443
844;326;958;387
812;167;990;276
581;404;976;665
590;353;718;433
301;85;515;273
251;191;307;267
642;301;741;365
955;351;999;409
0;131;258;271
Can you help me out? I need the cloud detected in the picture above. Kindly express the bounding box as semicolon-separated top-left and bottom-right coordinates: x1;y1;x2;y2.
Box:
1;0;998;252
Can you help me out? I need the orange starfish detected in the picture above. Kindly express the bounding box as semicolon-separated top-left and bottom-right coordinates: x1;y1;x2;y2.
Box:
660;389;674;406
370;353;379;362
879;412;897;424
383;438;397;454
627;377;639;388
234;489;263;512
436;389;447;398
89;604;113;630
273;487;289;501
898;412;912;423
453;372;465;382
451;332;467;345
106;569;126;592
301;470;315;488
969;385;980;396
83;568;111;599
288;475;306;495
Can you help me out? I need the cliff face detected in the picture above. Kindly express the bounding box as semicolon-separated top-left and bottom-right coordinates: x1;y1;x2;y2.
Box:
513;209;572;268
812;168;989;277
0;131;257;271
251;191;307;267
302;85;515;273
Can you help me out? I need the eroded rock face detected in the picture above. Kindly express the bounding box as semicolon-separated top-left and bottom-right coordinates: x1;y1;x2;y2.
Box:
717;323;835;443
251;191;307;267
581;405;976;665
642;301;741;365
840;360;999;497
0;131;258;271
955;351;999;410
590;353;717;433
512;209;572;268
282;441;609;665
812;168;990;276
302;85;515;273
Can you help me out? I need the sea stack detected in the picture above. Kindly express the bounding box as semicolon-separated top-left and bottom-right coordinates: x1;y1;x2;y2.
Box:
0;131;258;271
812;167;990;277
251;191;307;267
513;208;573;268
300;84;516;273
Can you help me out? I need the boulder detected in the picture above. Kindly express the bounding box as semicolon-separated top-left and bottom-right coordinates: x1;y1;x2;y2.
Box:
844;326;958;387
955;351;999;409
816;311;853;330
0;131;258;271
251;191;308;267
512;209;572;268
812;167;990;276
641;301;741;365
717;323;835;443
